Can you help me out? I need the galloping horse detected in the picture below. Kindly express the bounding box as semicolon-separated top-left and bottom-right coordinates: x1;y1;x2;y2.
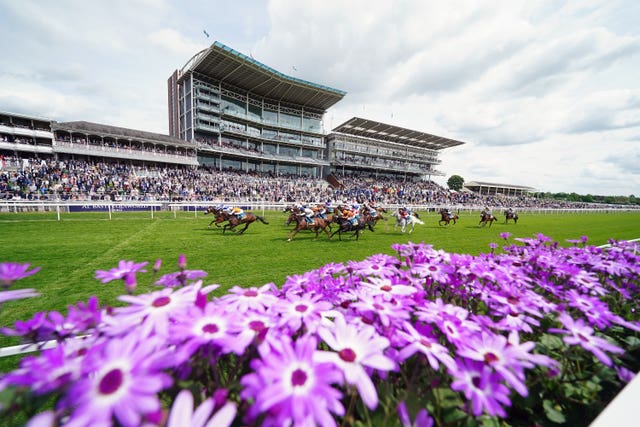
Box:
504;210;519;224
438;209;459;226
365;205;387;226
330;212;376;241
479;211;497;228
394;211;424;234
287;214;332;241
204;206;227;228
223;212;269;234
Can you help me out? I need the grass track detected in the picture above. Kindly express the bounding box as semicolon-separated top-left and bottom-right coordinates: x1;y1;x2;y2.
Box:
1;210;639;339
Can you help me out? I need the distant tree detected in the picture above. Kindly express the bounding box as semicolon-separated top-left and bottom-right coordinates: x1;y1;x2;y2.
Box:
447;175;464;191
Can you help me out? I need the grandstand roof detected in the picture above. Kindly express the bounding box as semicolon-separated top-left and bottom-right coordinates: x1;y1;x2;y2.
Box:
464;181;536;191
179;41;346;111
52;121;192;147
331;117;466;150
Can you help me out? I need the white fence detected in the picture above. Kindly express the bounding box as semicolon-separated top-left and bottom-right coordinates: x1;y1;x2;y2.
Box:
1;200;638;220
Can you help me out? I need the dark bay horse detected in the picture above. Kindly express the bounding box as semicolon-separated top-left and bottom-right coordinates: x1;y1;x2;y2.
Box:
223;212;269;234
438;209;459;226
287;215;332;241
479;211;497;228
204;206;227;228
330;213;376;241
504;210;519;224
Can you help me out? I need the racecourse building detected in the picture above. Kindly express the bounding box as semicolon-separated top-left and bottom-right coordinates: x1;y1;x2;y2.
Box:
464;181;536;196
326;117;465;181
168;41;346;178
0;111;197;167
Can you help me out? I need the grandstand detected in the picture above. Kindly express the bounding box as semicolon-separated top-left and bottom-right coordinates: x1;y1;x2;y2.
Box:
463;181;536;197
327;117;465;183
2;40;470;191
1;111;198;167
168;41;346;178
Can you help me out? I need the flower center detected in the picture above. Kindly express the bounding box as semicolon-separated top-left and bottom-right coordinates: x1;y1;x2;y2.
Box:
429;266;438;272
202;323;219;334
291;368;307;386
249;320;265;331
244;290;258;297
380;285;392;292
295;304;308;313
471;374;481;388
484;352;499;364
338;348;357;362
99;368;124;395
419;338;432;348
577;333;590;343
152;296;171;307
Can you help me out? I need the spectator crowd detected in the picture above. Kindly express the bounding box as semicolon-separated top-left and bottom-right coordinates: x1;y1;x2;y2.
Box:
0;154;636;210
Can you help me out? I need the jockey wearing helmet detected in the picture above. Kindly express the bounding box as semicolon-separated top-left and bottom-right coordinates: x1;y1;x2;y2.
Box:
231;206;244;219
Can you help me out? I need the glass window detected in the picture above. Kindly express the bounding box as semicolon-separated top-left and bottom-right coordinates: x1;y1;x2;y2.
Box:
303;116;322;133
263;109;277;124
280;111;300;128
263;143;276;154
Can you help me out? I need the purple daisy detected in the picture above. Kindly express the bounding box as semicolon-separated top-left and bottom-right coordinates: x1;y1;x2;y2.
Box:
550;313;624;366
217;284;279;313
166;389;236;427
398;401;434;427
316;314;395;409
155;269;208;288
450;358;512;417
240;335;344;427
94;260;148;284
0;262;41;288
63;333;171;427
273;292;335;334
396;321;455;372
0;288;40;304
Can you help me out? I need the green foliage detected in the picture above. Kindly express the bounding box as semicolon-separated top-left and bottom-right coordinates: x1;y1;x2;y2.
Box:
447;174;465;191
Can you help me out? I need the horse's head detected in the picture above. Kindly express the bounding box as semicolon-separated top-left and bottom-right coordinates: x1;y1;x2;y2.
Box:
204;206;215;215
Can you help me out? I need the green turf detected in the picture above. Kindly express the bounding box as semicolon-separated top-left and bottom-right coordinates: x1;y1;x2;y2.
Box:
1;210;639;345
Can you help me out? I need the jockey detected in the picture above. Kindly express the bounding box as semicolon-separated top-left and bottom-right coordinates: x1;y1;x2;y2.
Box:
302;205;315;223
399;207;409;219
231;206;245;219
314;204;327;219
446;208;454;219
507;207;514;215
324;200;334;214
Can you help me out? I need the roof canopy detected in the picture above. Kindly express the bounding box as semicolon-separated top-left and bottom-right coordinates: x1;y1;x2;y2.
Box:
465;181;536;191
180;41;346;111
332;117;466;150
52;121;191;147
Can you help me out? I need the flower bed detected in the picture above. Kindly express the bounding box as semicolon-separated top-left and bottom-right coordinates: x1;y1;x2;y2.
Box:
1;234;639;426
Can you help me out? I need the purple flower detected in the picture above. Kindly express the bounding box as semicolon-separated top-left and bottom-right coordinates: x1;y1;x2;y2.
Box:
316;314;395;409
108;282;218;337
451;358;512;417
0;262;41;288
240;335;344;427
64;333;171;427
25;411;55;427
0;288;40;304
218;284;279;312
396;322;455;372
499;232;512;240
169;301;246;359
178;253;187;269
155;269;208;288
398;401;434;427
550;313;624;366
166;389;236;427
273;292;334;333
94;260;148;284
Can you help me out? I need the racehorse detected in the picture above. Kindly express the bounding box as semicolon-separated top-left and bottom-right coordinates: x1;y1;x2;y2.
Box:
223;212;269;234
438;209;459;226
479;211;497;228
330;212;376;241
366;205;387;225
394;211;424;234
204;206;228;228
504;210;519;224
287;215;332;241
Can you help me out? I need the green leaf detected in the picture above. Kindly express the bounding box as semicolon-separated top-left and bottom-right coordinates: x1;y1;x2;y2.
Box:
543;399;566;424
540;333;564;350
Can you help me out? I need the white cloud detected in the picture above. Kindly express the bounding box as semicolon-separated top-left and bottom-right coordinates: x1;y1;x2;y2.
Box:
0;0;638;196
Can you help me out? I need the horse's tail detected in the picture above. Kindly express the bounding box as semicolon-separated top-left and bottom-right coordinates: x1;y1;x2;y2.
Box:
256;215;269;225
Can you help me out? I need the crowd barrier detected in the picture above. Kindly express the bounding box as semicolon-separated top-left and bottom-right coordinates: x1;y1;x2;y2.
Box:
1;200;639;220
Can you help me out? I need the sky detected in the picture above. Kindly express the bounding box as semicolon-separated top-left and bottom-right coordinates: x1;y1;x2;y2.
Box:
1;0;639;196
